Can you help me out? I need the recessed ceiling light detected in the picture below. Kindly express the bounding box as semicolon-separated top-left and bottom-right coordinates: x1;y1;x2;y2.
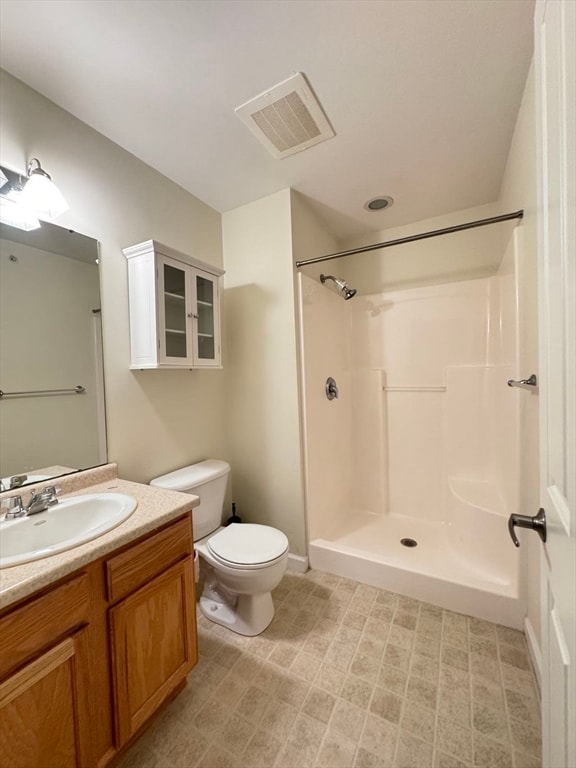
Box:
365;196;394;211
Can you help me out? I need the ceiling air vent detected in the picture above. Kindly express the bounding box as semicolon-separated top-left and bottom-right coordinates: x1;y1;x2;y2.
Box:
235;72;335;159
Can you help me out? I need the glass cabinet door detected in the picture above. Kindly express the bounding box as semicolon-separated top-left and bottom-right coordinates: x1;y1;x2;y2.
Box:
158;257;191;364
193;271;220;366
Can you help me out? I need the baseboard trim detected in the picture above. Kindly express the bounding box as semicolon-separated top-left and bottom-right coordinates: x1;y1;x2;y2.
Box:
287;553;309;573
524;615;542;694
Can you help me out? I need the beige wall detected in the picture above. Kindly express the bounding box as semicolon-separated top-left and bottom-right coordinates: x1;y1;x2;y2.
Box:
0;70;228;483
498;61;542;651
222;189;306;555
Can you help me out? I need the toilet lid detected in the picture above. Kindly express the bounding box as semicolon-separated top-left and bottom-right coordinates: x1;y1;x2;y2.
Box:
207;523;288;566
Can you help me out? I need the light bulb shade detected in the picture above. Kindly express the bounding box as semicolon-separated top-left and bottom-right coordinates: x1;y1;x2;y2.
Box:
0;197;41;231
21;172;68;221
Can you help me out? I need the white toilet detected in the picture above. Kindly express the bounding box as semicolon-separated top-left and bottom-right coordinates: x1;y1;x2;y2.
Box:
150;460;289;636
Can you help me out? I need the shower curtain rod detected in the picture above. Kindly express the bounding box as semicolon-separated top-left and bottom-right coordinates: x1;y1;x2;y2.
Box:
295;209;524;268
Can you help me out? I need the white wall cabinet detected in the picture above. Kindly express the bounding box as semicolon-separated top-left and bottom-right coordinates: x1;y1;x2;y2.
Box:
124;240;224;369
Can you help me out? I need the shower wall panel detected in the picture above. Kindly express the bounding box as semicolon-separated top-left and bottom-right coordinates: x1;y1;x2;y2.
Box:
299;274;352;541
386;391;445;520
350;369;387;515
349;281;489;380
486;234;520;511
302;242;518;540
348;279;491;519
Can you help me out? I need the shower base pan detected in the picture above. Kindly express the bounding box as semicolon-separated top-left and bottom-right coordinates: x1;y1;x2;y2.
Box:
309;511;523;629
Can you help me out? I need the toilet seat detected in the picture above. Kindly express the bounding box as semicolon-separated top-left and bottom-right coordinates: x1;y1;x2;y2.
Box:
206;523;288;570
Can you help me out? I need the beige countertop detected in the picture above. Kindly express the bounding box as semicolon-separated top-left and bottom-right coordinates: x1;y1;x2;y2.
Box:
0;464;199;610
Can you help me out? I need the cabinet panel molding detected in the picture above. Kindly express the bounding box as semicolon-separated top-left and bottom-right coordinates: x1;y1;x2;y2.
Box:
110;557;197;742
0;573;89;679
105;516;192;603
0;631;91;768
0;637;75;706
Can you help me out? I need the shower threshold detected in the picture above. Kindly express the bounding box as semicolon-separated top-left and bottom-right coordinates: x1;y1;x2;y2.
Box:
309;512;523;629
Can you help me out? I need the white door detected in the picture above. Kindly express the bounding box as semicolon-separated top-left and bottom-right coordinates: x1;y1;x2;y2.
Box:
536;2;575;767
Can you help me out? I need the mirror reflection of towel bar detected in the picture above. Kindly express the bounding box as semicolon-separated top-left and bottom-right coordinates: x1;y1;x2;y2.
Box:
507;374;538;391
0;385;86;398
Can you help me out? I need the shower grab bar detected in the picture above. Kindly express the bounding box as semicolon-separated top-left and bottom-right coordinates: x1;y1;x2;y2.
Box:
0;385;86;398
507;374;538;391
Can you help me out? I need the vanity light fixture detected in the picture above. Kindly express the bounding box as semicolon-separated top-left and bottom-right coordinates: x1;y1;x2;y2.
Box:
20;158;69;221
0;160;68;231
0;166;41;231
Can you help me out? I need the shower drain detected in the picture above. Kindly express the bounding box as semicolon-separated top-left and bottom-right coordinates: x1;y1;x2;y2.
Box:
400;537;418;548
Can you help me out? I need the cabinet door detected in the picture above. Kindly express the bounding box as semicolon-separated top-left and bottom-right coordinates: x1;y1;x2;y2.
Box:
192;269;221;367
0;633;90;768
109;557;197;744
157;255;193;366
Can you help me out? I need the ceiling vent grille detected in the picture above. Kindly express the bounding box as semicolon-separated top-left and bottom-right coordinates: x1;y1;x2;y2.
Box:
235;72;335;159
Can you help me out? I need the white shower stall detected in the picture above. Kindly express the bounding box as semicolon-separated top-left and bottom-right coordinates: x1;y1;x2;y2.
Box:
298;230;523;628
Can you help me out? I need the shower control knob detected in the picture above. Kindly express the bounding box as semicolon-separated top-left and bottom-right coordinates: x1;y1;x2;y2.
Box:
507;508;547;547
325;377;339;400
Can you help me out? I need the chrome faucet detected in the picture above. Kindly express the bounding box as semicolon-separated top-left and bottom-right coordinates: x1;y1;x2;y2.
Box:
0;475;28;492
1;486;60;519
27;486;60;515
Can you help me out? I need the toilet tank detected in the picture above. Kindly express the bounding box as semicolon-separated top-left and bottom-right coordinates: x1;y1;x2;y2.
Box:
150;460;230;541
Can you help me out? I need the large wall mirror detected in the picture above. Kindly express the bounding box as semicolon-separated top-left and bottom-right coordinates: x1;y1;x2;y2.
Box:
0;220;107;490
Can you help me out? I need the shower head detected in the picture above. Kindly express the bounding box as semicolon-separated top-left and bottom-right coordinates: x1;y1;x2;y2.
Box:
320;274;357;300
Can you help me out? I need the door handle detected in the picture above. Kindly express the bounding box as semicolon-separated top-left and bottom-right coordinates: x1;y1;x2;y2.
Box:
508;508;547;547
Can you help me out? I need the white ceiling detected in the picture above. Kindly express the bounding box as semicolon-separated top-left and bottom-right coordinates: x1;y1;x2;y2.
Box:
0;0;534;240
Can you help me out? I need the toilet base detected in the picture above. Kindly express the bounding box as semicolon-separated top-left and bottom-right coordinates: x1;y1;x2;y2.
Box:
199;582;275;636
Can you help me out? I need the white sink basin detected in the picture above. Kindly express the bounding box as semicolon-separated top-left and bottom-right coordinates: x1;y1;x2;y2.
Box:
0;493;138;568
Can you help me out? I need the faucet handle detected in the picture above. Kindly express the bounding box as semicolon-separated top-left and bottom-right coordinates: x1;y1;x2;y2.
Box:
1;495;25;519
1;495;22;509
41;486;61;505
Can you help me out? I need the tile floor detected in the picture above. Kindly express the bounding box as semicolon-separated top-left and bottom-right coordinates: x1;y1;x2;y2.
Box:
119;569;542;768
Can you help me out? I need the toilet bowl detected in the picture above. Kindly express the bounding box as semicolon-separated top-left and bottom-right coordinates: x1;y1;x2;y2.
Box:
150;461;288;636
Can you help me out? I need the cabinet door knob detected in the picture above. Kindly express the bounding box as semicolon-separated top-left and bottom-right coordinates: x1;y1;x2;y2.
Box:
187;313;199;319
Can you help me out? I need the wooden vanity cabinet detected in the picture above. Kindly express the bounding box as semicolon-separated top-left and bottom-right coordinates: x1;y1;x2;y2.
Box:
0;632;91;768
0;574;92;768
106;517;197;744
0;514;198;768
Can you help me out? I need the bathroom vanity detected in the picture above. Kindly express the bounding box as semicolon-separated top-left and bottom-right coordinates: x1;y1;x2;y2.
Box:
0;465;199;768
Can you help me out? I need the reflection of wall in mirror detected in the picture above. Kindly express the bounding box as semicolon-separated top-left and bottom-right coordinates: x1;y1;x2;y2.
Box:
0;237;104;476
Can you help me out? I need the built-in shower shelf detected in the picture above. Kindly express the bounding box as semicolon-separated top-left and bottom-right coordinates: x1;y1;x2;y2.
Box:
383;385;446;392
